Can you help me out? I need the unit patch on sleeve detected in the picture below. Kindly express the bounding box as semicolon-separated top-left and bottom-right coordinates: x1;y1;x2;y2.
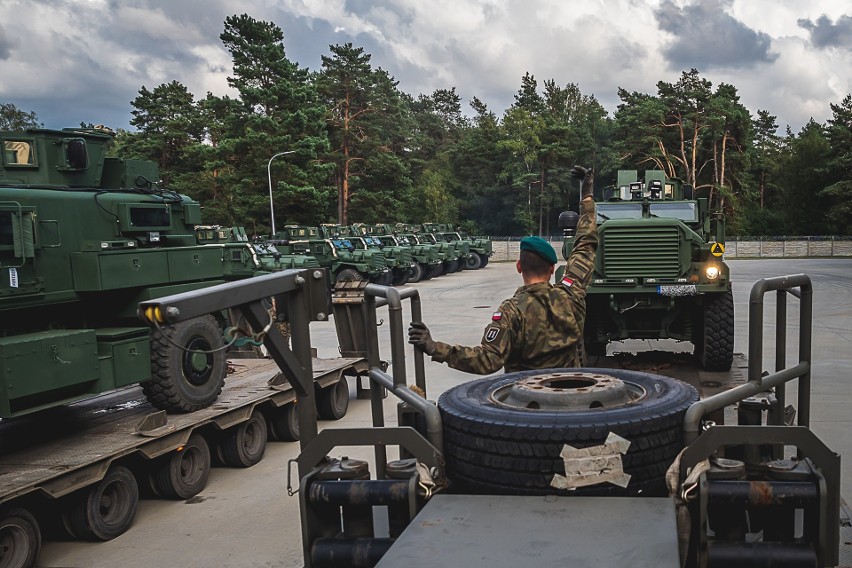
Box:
484;326;501;343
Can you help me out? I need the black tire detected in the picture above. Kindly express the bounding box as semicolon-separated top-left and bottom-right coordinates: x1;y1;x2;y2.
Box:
695;290;734;371
407;262;424;284
335;268;364;283
0;508;40;568
391;268;409;286
150;434;211;500
371;271;393;286
437;369;698;496
480;255;490;268
267;403;300;442
221;412;268;468
418;263;433;281
144;315;226;413
444;259;459;273
316;379;350;421
63;466;138;541
465;253;483;270
428;263;444;279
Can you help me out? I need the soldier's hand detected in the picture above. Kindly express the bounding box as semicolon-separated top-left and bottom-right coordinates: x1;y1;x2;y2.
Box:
408;321;436;355
570;165;595;199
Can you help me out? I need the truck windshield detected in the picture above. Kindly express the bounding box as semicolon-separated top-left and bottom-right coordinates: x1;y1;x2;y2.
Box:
597;203;642;220
649;202;697;221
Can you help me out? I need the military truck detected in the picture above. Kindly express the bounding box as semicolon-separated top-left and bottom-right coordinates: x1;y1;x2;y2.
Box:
394;223;448;279
559;170;733;370
195;225;321;272
279;225;390;284
0;127;296;418
422;222;491;269
359;223;443;283
410;224;465;274
329;224;414;286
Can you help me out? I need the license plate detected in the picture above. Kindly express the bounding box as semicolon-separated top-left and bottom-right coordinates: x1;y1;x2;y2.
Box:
657;285;697;296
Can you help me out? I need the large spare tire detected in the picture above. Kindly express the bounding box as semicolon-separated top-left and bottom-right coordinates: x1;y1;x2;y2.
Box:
438;368;698;496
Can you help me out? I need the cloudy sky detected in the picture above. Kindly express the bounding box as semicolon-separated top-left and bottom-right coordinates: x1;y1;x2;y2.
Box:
1;0;850;134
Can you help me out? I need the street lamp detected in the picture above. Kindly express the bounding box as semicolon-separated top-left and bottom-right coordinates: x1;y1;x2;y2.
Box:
267;151;296;236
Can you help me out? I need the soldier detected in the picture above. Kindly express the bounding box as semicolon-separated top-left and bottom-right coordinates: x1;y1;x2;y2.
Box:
407;165;597;374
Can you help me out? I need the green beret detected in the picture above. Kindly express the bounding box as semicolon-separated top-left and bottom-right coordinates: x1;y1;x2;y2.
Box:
520;236;557;264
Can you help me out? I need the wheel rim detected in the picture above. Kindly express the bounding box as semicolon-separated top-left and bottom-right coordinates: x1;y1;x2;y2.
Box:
490;371;644;411
183;336;214;386
179;446;205;486
242;420;264;455
0;522;30;566
98;479;132;528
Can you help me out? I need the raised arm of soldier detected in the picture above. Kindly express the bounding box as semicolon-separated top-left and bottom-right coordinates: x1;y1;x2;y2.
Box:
407;166;598;375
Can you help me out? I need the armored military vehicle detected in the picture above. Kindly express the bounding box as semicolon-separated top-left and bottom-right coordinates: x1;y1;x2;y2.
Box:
560;170;733;370
280;225;389;284
0;127;292;417
196;225;320;272
414;224;467;274
327;224;413;286
359;223;443;283
394;223;448;279
422;222;491;269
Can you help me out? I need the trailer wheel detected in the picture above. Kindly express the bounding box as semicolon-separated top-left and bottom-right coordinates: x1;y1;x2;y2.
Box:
63;466;138;541
695;290;735;372
317;379;350;420
145;315;226;413
221;412;267;468
151;434;211;499
465;253;482;270
267;403;300;442
0;508;40;568
438;369;697;496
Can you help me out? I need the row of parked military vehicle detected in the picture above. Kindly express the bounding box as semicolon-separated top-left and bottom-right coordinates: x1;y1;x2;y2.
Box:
246;222;493;286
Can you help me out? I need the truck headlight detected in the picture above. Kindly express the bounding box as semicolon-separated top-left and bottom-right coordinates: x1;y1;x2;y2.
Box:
705;265;720;280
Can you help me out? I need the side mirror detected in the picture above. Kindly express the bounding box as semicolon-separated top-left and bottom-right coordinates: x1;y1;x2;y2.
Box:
558;211;579;237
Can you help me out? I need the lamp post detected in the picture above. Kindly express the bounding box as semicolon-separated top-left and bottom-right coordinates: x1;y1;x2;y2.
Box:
267;151;296;236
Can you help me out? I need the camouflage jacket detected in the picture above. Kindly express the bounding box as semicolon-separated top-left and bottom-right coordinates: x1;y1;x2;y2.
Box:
431;199;598;374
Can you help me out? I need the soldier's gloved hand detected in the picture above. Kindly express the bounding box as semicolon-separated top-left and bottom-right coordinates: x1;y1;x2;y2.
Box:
408;321;436;355
570;165;595;199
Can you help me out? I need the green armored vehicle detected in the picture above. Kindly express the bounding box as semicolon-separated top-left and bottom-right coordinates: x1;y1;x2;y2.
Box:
415;224;467;274
394;223;448;279
281;225;389;284
422;222;491;269
321;224;408;286
0;127;287;417
196;225;320;272
560;170;733;370
350;223;416;285
360;224;443;283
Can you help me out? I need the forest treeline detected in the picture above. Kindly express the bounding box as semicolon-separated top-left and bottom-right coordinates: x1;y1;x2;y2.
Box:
3;14;850;236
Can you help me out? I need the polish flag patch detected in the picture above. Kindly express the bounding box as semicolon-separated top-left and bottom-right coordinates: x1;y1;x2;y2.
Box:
492;312;502;321
561;276;574;287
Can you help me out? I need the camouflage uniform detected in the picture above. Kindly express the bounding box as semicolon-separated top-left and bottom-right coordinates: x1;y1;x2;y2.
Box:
430;199;598;374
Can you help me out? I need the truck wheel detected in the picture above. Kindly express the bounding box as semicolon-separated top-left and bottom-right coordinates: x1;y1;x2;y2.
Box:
438;369;697;496
316;379;349;420
444;259;459;273
391;268;409;286
0;508;40;568
335;268;363;283
480;255;489;268
695;290;735;372
371;271;393;286
428;264;444;279
407;263;424;284
267;403;300;442
418;263;433;281
63;466;138;541
145;315;226;413
465;253;482;270
150;434;211;499
221;411;267;468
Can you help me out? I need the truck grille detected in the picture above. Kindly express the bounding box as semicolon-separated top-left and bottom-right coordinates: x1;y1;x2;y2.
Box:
602;225;681;278
370;252;386;270
397;248;413;265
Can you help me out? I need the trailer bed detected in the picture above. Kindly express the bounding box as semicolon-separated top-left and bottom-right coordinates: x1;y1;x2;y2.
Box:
0;356;365;502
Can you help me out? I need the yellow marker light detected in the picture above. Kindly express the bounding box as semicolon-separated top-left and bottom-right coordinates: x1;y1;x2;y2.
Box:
705;265;720;280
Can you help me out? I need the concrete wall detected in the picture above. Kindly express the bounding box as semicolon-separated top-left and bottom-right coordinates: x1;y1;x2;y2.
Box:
488;238;852;262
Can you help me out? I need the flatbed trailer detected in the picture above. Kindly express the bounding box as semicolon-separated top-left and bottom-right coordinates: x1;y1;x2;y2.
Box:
288;274;845;568
0;268;368;568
